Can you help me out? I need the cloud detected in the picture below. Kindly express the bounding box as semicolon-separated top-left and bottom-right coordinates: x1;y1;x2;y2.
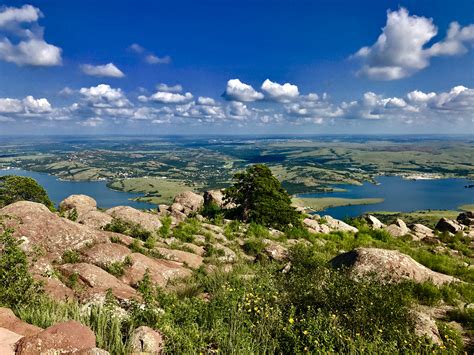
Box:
1;83;472;129
81;63;125;78
0;5;62;66
78;117;104;127
0;96;52;117
58;87;74;96
22;96;52;113
223;79;264;102
128;43;171;65
353;8;474;80
79;84;131;108
227;101;252;120
156;83;182;93
149;91;193;104
145;54;171;64
0;98;23;113
261;79;299;102
128;43;144;53
197;96;216;105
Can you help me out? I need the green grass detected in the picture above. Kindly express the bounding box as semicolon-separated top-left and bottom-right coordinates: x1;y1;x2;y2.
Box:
459;204;474;211
292;197;383;211
108;177;200;204
370;210;461;229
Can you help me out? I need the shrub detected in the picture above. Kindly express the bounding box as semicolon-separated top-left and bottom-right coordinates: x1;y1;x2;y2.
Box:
159;216;172;238
242;238;266;256
223;164;301;229
173;218;201;242
104;218;151;241
0;175;55;210
0;229;42;307
62;250;81;264
200;202;222;220
105;257;132;277
246;223;270;239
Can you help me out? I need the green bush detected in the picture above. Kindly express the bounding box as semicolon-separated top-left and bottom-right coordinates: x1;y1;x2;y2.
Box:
173;218;201;242
0;175;55;210
242;237;266;256
62;249;81;264
104;218;151;241
0;229;43;307
159;216;172;238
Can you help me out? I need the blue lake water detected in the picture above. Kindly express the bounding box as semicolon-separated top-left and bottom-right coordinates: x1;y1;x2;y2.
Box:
0;169;156;210
299;176;474;219
1;169;473;218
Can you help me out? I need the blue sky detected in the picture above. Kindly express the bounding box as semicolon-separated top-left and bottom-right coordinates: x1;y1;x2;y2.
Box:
0;0;473;135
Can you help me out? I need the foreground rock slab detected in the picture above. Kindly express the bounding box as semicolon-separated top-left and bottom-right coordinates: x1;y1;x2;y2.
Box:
0;327;23;355
59;263;137;302
0;308;41;337
330;247;459;286
0;201;110;260
16;320;96;355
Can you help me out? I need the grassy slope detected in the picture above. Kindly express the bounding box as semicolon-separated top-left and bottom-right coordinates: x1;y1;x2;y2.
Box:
108;177;201;204
370;210;461;229
292;197;383;211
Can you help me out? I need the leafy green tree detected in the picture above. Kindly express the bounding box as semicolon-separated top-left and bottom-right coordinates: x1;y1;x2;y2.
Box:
0;229;42;307
224;164;301;229
0;175;55;210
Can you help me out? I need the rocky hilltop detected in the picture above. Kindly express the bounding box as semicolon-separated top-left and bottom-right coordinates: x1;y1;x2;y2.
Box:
0;189;472;353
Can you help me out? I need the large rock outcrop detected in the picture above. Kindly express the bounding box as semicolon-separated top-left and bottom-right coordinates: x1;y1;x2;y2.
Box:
330;248;459;285
173;191;204;214
0;201;111;260
60;195;112;229
106;206;162;232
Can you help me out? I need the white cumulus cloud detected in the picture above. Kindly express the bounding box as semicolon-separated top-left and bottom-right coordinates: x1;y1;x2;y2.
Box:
0;5;62;66
149;91;193;104
223;79;264;102
79;84;131;108
81;63;125;78
156;83;183;93
261;79;299;102
353;8;474;80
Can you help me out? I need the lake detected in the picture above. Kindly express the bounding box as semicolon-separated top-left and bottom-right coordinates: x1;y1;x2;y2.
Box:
299;176;474;219
1;169;473;218
0;169;156;210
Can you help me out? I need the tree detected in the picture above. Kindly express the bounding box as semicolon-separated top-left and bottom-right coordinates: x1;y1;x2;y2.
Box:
223;164;301;229
0;175;55;210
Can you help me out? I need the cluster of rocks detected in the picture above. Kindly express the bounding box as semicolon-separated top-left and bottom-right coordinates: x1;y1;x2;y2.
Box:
0;189;472;351
363;212;474;243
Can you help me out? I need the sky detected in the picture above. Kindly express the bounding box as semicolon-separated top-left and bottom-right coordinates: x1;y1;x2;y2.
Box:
0;0;473;135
